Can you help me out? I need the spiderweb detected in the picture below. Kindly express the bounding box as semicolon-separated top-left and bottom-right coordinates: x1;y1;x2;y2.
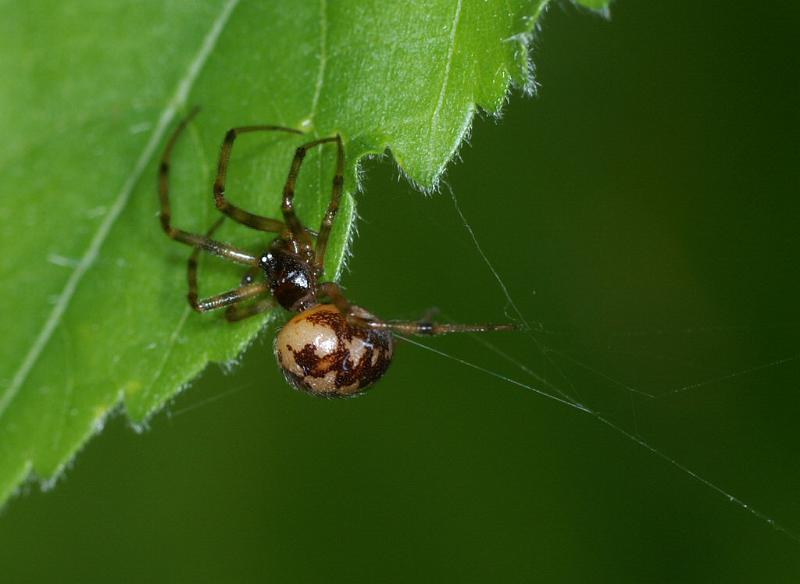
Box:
167;159;800;549
382;184;800;544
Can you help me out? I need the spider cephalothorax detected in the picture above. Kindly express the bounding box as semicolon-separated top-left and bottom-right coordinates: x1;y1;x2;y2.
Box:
259;238;319;313
158;108;514;397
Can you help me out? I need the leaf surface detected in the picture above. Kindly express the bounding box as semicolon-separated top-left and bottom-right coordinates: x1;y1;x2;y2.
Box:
0;0;607;503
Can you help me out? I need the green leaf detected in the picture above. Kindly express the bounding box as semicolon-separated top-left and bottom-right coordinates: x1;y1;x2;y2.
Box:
574;0;612;11
0;0;607;505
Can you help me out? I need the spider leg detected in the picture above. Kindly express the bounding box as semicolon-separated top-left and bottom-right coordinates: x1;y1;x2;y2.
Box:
189;281;269;313
321;283;514;335
186;216;224;309
320;282;354;316
314;134;344;273
281;136;341;247
224;298;275;322
186;218;273;318
214;124;304;232
377;320;516;336
160;108;258;266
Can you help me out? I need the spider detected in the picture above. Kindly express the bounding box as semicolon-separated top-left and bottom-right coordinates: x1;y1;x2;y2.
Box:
158;107;515;397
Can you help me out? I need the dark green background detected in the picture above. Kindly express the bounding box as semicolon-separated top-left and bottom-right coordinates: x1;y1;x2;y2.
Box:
2;2;798;582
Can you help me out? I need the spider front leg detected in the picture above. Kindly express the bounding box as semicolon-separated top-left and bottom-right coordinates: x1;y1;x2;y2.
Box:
188;280;269;313
213;124;304;232
281;136;342;248
160;108;258;267
186;216;225;310
314;135;344;272
224;298;275;322
185;216;269;314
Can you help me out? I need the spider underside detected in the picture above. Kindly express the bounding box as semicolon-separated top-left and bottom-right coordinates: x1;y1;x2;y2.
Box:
158;108;514;396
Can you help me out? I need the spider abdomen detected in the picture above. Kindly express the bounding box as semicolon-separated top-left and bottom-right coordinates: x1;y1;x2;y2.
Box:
274;304;394;398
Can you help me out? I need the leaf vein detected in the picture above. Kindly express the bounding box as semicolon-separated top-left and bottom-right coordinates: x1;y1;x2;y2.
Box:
0;0;241;419
308;0;328;125
430;0;463;148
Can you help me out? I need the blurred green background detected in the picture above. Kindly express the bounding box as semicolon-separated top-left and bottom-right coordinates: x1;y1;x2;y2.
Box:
2;2;799;582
